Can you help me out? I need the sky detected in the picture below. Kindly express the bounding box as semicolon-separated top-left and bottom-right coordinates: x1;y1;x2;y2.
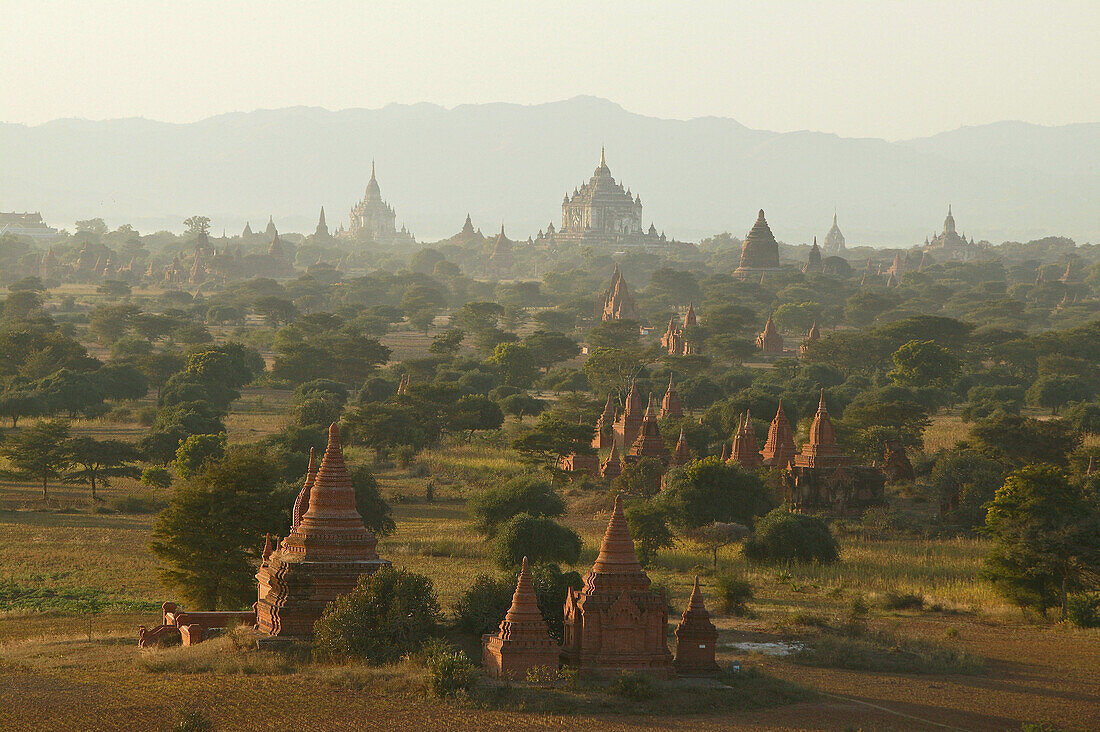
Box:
2;0;1098;139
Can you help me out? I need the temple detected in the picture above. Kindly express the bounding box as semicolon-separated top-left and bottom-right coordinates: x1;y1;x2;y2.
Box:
488;225;515;274
803;237;823;274
347;162;415;247
598;265;641;321
561;495;674;676
627;395;670;464
924;206;979;261
760;399;797;468
255;423;391;637
728;412;762;469
659;374;683;419
613;380;645;451
755;314;784;355
544;149;667;249
823;212;846;257
482;557;559;680
661;303;698;355
733;210;782;278
799;321;820;357
673;577;719;677
0;210;57;240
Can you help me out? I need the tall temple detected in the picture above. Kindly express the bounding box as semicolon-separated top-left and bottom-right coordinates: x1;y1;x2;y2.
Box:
755;314;784;355
733;210;782;278
925;206;978;261
0;210;57;240
545;149;667;249
661;303;697;355
561;495;674;676
347;162;415;247
598;265;641;321
256;424;391;637
760;400;797;468
823;212;846;257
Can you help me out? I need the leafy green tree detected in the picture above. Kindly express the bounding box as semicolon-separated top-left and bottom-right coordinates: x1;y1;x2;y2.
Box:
150;446;285;609
139;352;186;400
625;499;674;567
348;465;396;537
468;475;565;535
451;301;504;334
887;339;961;388
659;457;775;529
1026;375;1091;415
772;301;822;333
611;456;666;498
492;513;582;569
344;401;442;452
499;392;546;420
174;433;228;478
313;567;442;662
930;448;1004;528
488;342;538;388
452;574;515;636
429;329;465;357
743;508;840;564
445;394;504;435
88;304;139;344
982;465;1100;618
582;347;642;397
587;319;640;349
0;419;71;498
511;414;595;467
522;330;580;371
253;296;299;327
184;215;211;235
65;437;141;500
844;290;899;327
0;387;44;427
970;413;1079;468
293;394;344;427
684;521;750;569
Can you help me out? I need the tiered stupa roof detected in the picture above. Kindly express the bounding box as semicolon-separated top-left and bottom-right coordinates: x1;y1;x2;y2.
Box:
674;576;719;677
761;399;798;468
793;390;851;468
729;412;762;469
482;557;559;679
734;209;781;276
671;428;692;466
628;394;670;462
660;373;683;419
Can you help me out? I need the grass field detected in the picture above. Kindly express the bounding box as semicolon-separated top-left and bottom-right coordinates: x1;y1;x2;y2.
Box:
1;392;1097;730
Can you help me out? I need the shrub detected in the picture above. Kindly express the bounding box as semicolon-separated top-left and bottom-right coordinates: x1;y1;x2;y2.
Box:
420;639;478;697
743;508;840;564
529;563;583;643
393;444;417;468
313;567;441;663
110;493;166;514
452;574;514;636
492;514;582;569
468;475;565;534
714;574;754;616
610;671;654;700
171;708;213;732
1067;593;1100;628
141;466;173;489
882;591;925;611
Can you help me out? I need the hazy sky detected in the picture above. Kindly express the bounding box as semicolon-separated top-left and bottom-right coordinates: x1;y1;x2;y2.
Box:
3;0;1098;139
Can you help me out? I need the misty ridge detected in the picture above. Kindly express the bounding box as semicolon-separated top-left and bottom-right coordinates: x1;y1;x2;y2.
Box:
1;95;1097;247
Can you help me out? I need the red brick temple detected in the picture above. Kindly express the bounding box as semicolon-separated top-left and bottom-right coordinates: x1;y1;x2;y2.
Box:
761;399;798;468
482;557;560;680
561;495;673;677
628;394;670;463
255;423;390;637
614;380;645;450
674;576;719;677
728;411;762;469
755;314;784;354
670;428;692;466
659;373;684;419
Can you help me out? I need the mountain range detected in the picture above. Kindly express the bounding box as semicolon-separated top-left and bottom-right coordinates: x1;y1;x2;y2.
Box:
1;96;1096;247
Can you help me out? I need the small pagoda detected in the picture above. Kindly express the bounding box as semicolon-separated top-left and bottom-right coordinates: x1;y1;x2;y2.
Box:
599;265;641;321
673;577;719;677
659;373;683;419
256;423;391;637
593;394;617;449
600;441;623;480
733;209;782;279
760;399;797;468
728;412;762;469
561;495;674;677
628;395;670;464
755;315;783;354
613;380;645;450
670;428;692;467
482;557;559;680
799;321;820;357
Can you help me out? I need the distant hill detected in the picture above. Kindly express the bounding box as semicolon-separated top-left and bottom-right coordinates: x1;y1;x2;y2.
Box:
1;97;1096;247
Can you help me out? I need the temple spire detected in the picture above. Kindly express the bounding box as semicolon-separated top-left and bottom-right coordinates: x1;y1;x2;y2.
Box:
590;494;644;578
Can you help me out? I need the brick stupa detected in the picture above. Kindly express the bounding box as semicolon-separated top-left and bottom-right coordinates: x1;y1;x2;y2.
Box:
793;390;851;468
729;411;762;469
674;576;719;677
256;423;390;636
482;557;560;679
593;394;617;449
671;428;692;466
761;399;798;468
561;495;673;677
755;314;783;354
601;441;623;480
660;373;683;419
614;380;645;450
628;394;670;463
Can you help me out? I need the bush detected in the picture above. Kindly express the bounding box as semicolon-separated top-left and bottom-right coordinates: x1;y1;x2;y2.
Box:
313;567;441;663
743;508;840;564
529;562;582;643
141;466;173;489
492;513;582;569
171;708;214;732
714;574;754;616
420;638;478;697
882;591;925;611
110;493;166;514
1067;593;1100;628
610;671;654;700
348;466;396;537
393;444;417;468
453;574;515;636
468;475;565;535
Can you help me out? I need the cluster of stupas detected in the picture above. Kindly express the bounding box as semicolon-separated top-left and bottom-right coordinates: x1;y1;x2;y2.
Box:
484;495;719;679
661;302;698;355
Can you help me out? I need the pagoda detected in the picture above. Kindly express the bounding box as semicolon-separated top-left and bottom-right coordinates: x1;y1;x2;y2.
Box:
628;395;670;463
256;424;391;637
482;557;559;680
659;373;683;419
488;224;515;273
599;265;641;321
593;394;617;449
673;577;719;677
823;212;846;257
670;428;692;467
561;495;674;677
613;379;645;450
793;390;850;469
799;321;820;357
803;237;823;274
755;315;784;354
347;162;415;247
760;399;797;468
733;210;782;279
729;412;762;469
600;441;623;480
661;303;698;355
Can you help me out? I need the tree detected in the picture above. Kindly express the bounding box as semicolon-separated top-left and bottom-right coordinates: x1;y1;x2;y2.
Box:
492;513;582;569
313;567;441;663
0;387;44;427
254;296;299;327
345;401;441;452
468;475;565;535
611;456;666;498
445;394;504;435
184;216;211;235
511;414;595;467
150;446;284;609
625;499;674;567
659;457;775;529
75;218;108;235
174;433;228;478
65;437;141;500
523;331;580;371
684;522;750;569
772;301;822;333
930;448;1004;528
0;419;71;499
348;465;396;537
587;320;640;349
499;392;546;421
743;508;840;564
451;301;504;334
88;303;139;344
96;280;131;299
1026;375;1091;415
970;413;1079;468
488;342;538;388
429;329;465;357
582;347;642;397
887;339;961;388
982;465;1100;618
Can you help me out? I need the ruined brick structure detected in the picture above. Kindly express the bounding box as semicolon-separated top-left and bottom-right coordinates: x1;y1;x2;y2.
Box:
755;314;784;354
598;265;641;321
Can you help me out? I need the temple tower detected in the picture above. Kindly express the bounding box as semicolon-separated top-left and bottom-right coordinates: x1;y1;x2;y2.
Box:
601;441;623;480
793;390;851;468
673;577;719;677
804;237;823;273
729;412;762;469
561;495;674;677
256;424;391;637
593;394;617;449
761;399;798;468
482;557;559;679
733;210;781;278
800;321;820;357
755;315;784;354
660;374;683;419
671;428;692;466
823;212;847;257
628;395;670;463
615;379;645;449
